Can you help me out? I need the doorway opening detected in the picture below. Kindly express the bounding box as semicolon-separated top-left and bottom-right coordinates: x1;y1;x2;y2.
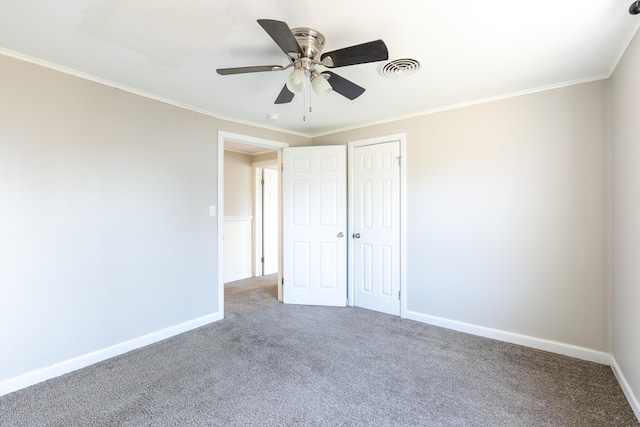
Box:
217;131;406;320
217;131;289;316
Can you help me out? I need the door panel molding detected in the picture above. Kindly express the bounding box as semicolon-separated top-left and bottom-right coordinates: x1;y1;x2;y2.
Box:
282;146;347;307
348;134;407;317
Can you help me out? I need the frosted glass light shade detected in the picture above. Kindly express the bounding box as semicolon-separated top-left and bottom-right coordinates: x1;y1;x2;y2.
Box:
312;74;332;98
286;68;306;95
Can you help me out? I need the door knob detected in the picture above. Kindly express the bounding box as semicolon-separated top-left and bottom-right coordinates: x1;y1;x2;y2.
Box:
353;233;361;239
337;232;344;238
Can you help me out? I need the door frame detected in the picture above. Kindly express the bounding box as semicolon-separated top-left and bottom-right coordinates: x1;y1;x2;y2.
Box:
217;131;289;316
253;161;279;277
347;133;407;318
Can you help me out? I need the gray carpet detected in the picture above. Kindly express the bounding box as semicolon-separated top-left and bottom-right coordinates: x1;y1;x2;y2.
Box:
1;275;637;426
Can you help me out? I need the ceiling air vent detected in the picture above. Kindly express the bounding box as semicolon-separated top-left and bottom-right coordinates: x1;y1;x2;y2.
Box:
378;58;421;78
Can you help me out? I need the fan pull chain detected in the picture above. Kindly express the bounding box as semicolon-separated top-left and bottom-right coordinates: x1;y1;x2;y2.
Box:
302;82;314;122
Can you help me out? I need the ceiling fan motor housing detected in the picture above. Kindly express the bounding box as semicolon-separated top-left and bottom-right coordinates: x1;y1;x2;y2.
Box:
290;27;326;60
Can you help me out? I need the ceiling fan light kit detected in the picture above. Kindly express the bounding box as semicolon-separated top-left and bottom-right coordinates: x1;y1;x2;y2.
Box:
286;66;306;94
216;19;389;106
311;70;332;98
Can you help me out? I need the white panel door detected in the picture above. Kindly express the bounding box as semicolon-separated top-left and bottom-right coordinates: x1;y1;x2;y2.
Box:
352;141;400;315
283;146;347;306
262;167;279;275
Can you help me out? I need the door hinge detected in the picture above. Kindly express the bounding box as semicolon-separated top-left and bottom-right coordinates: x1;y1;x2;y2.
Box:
398;290;401;300
261;179;264;185
261;257;264;263
397;156;402;166
281;163;284;171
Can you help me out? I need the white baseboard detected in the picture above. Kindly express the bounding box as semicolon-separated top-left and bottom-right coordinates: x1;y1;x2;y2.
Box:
405;311;611;365
611;356;640;421
0;312;223;398
224;273;252;283
407;310;640;421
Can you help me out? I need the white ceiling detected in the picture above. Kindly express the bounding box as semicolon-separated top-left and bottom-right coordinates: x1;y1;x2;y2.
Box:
1;0;638;136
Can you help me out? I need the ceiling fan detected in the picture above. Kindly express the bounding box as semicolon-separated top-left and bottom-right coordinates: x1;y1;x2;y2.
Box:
216;19;389;104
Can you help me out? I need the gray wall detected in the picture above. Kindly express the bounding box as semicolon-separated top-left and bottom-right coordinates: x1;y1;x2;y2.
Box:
610;32;640;414
223;150;253;217
0;54;309;386
314;81;609;352
252;151;278;164
2;42;638;412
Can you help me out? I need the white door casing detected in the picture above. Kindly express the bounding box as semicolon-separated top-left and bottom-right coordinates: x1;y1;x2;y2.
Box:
262;167;279;275
218;132;405;316
350;139;402;316
282;146;347;306
217;131;289;313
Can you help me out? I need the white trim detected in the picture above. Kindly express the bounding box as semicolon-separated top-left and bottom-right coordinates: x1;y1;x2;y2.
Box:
347;148;355;307
399;137;408;318
217;135;225;317
217;131;289;307
0;48;309;139
252;159;281;278
223;216;254;282
224;274;253;283
223;216;253;222
405;311;612;365
253;159;280;168
310;75;608;138
611;356;640;421
347;134;407;318
0;48;617;142
253;167;264;277
277;151;284;302
224;147;274;156
0;312;222;398
221;132;289;150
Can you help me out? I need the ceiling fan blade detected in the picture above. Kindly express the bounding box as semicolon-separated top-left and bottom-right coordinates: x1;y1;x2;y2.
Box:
321;40;388;68
275;84;294;104
217;65;284;75
322;71;365;100
257;19;303;58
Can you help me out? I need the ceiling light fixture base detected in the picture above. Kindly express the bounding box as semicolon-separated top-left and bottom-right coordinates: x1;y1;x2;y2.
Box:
290;27;326;60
